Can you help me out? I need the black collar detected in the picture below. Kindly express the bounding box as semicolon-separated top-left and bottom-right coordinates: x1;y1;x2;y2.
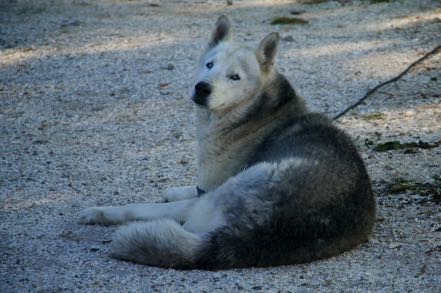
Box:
196;186;206;197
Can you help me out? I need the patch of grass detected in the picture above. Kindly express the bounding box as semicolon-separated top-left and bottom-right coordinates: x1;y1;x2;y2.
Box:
271;17;308;25
300;0;329;4
370;0;396;3
364;138;375;149
389;178;441;203
373;140;441;152
362;112;385;121
73;0;94;6
389;179;417;194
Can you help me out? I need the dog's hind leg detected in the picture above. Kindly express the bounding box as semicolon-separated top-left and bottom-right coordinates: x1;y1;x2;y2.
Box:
79;199;196;226
162;186;198;202
110;161;287;268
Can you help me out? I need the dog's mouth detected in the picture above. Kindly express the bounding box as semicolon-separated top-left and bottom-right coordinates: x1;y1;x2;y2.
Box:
192;93;207;106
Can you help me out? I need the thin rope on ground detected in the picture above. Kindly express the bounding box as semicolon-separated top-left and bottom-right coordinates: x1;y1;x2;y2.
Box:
333;44;441;120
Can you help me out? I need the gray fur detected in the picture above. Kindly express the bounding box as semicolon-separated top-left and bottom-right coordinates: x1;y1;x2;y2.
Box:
111;219;203;268
79;16;375;270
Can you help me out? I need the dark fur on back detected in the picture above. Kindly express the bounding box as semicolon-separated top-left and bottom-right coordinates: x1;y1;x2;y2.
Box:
193;76;375;270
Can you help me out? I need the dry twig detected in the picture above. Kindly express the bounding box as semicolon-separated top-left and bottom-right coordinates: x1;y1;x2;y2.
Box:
333;44;441;120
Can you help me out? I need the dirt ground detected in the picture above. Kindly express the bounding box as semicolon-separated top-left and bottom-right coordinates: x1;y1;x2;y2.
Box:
1;0;440;292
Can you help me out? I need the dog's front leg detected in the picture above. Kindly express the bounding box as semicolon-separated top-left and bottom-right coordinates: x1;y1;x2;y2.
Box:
162;185;199;202
79;199;196;226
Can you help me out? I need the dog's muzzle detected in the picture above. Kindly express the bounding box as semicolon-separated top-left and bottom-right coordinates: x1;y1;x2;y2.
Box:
192;81;212;106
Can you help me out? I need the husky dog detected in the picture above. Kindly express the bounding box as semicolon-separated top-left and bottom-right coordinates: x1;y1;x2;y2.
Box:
79;16;375;269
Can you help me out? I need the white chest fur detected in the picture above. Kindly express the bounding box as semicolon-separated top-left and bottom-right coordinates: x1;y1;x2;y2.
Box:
197;136;252;191
195;109;269;191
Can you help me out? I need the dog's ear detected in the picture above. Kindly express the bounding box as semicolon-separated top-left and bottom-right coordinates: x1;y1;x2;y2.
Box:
208;15;232;49
256;32;279;72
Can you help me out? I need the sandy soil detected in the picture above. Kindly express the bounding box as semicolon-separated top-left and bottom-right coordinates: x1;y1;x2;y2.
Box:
1;0;440;292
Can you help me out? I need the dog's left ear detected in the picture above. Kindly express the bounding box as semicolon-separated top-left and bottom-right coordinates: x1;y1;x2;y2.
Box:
256;32;279;72
208;15;232;49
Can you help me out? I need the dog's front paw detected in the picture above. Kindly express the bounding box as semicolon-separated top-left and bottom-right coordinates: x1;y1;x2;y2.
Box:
79;207;124;225
163;186;198;202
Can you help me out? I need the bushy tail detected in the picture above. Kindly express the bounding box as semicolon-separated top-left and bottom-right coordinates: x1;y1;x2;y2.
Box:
111;219;204;269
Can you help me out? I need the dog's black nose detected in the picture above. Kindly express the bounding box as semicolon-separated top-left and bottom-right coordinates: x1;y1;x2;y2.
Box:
192;82;212;105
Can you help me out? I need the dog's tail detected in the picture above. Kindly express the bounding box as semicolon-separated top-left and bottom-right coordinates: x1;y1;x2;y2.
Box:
111;219;205;269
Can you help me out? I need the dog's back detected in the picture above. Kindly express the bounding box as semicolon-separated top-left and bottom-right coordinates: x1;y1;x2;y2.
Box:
194;112;375;269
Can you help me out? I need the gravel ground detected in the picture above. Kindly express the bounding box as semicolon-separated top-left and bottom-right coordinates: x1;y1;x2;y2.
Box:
1;0;440;292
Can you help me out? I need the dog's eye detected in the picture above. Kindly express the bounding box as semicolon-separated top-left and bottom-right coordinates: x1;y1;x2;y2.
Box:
230;74;240;81
206;62;213;69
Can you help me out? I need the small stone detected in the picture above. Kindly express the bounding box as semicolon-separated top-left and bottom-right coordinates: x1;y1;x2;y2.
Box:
388;242;402;249
159;82;171;88
282;35;295;42
404;110;416;117
166;63;175;70
60;230;74;239
70;20;81;26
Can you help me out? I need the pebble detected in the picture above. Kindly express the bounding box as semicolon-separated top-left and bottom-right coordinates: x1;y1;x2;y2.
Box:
388;243;402;249
282;35;295;42
166;63;175;70
404;110;416;117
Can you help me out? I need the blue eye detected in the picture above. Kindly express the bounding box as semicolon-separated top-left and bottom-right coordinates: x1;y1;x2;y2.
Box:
206;62;213;69
230;74;240;81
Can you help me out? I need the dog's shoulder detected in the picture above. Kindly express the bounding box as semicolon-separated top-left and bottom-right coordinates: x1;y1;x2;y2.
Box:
250;112;359;165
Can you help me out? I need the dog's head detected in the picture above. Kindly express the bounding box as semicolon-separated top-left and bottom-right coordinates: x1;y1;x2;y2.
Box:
192;16;280;114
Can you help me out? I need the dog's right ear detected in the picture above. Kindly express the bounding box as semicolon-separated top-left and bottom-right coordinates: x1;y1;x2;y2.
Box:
208;15;232;49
